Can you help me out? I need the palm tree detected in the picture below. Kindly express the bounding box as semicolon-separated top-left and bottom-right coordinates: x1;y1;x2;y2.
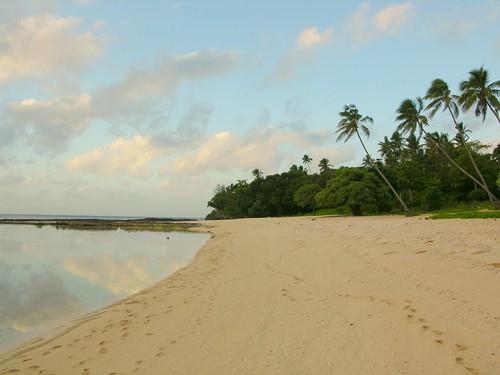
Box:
396;98;496;205
302;154;313;174
458;67;500;123
252;168;263;180
336;104;409;213
318;158;331;173
403;133;423;161
378;136;391;160
452;123;470;146
425;79;499;207
361;155;370;168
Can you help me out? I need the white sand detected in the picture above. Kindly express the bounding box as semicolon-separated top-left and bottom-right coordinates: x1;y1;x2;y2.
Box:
1;216;499;374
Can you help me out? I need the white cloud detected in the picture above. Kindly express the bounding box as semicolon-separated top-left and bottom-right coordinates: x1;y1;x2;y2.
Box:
4;95;92;151
1;50;237;150
166;126;351;175
0;14;103;84
66;135;166;177
296;26;333;50
430;2;499;42
0;169;24;185
267;26;332;83
92;49;240;121
0;1;56;23
346;2;414;44
73;0;97;5
373;3;413;33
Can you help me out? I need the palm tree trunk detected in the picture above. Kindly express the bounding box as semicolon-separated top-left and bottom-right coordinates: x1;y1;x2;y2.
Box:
447;107;499;207
418;121;498;207
487;101;500;123
356;130;410;213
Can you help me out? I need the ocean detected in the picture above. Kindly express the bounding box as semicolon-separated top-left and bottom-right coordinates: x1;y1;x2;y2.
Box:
0;223;209;352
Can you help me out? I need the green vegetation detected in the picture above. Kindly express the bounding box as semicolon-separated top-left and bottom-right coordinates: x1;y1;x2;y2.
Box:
206;67;499;219
431;211;500;219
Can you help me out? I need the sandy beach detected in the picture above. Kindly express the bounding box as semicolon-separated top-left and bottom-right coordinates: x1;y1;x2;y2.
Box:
0;216;499;375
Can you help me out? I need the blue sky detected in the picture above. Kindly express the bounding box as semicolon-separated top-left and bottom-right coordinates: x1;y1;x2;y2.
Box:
0;0;498;217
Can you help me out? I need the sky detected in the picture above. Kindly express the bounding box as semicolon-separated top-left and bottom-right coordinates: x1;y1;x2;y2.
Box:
0;0;499;217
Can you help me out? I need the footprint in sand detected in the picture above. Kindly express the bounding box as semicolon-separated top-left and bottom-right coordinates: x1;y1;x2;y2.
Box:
464;367;480;374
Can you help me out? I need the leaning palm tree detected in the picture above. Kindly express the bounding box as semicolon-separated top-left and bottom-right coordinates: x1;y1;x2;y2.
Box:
336;104;409;213
458;67;500;123
302;154;313;174
425;79;498;207
396;98;496;205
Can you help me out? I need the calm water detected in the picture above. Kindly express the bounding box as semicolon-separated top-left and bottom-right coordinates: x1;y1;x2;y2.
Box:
0;225;209;351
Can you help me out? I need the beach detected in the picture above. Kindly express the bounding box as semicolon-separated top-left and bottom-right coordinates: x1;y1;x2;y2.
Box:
0;215;499;375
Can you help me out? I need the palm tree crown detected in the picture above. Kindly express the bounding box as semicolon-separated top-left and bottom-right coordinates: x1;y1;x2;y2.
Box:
318;158;331;173
302;154;313;173
452;123;471;147
252;168;263;179
458;67;500;122
396;98;428;136
424;79;459;119
336;104;373;142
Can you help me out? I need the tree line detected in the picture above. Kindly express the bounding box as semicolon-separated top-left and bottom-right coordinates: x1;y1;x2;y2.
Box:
206;67;500;218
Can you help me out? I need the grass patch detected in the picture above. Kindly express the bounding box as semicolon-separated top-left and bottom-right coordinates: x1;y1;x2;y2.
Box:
425;201;499;219
431;210;500;219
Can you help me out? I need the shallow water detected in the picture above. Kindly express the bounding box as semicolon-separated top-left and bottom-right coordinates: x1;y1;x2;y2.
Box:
0;225;209;351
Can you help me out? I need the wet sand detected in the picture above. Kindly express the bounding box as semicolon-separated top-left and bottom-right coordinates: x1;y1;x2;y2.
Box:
1;216;499;374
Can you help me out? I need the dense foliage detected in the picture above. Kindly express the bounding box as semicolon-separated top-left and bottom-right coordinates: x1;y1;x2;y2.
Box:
206;68;500;219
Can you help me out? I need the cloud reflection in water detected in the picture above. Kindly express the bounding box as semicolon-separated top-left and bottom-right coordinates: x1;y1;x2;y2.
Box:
0;225;209;350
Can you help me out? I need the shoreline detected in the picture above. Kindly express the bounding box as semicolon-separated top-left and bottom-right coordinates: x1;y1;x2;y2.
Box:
1;216;499;374
0;222;213;361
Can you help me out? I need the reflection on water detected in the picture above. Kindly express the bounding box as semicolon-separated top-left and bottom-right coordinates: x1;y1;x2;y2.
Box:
0;225;209;351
